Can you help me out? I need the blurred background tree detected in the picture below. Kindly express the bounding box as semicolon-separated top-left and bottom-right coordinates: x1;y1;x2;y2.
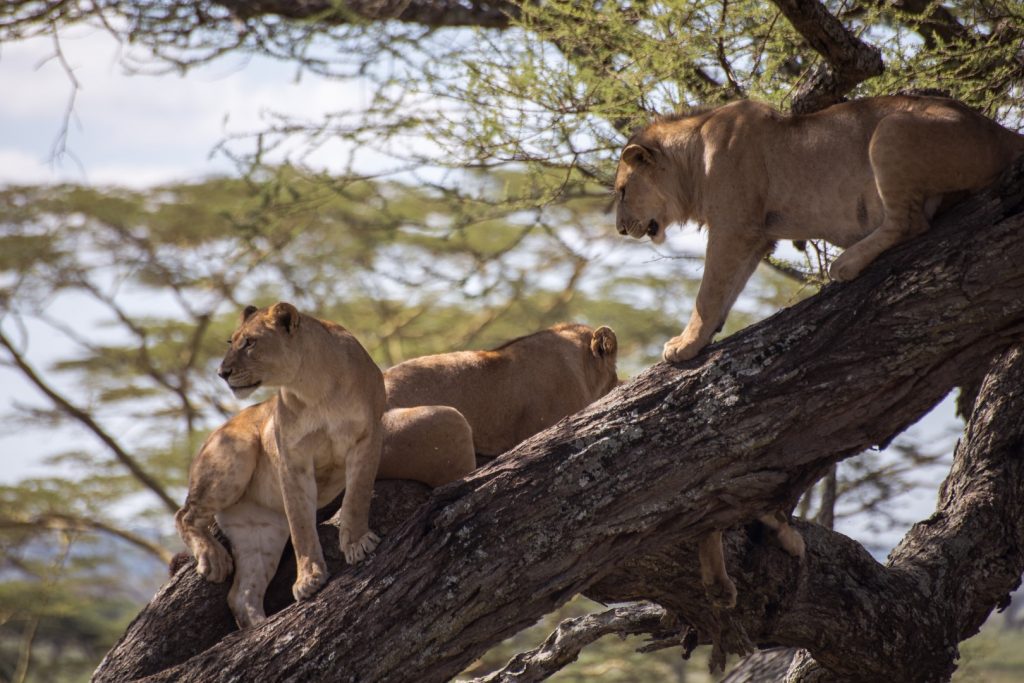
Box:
0;0;1022;680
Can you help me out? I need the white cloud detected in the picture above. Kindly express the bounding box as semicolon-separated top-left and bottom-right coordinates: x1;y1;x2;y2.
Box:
0;149;63;185
0;26;372;187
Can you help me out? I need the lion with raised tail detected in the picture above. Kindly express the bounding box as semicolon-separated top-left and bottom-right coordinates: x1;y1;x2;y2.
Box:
615;95;1024;364
175;303;385;627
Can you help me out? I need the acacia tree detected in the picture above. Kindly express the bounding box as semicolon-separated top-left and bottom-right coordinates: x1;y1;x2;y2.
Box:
3;0;1024;680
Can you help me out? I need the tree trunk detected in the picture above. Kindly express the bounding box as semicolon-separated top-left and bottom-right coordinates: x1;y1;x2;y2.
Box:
96;158;1024;682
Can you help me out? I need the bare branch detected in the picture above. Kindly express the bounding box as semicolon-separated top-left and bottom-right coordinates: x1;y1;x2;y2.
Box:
214;0;518;28
0;513;174;564
0;328;178;513
467;602;674;683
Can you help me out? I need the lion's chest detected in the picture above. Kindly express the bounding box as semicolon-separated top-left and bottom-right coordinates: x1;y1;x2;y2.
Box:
270;411;363;503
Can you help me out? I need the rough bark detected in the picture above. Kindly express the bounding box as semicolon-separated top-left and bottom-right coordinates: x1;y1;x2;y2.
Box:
95;157;1024;682
723;648;798;682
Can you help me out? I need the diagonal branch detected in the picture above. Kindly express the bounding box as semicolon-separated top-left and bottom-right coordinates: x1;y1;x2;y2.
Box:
0;328;178;514
94;157;1024;682
770;0;884;113
0;513;174;564
466;602;674;683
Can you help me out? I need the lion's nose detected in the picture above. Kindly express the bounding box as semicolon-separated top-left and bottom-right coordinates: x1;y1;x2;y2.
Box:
616;224;627;235
218;365;232;380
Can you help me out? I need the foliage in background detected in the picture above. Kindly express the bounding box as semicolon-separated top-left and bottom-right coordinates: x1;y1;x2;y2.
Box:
1;0;1023;679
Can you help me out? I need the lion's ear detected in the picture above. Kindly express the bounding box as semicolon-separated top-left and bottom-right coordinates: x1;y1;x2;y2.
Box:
270;302;300;334
621;143;654;166
591;326;618;359
241;305;259;323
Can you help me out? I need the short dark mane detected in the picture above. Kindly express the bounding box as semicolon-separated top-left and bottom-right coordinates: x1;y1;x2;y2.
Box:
653;104;716;124
627;105;718;142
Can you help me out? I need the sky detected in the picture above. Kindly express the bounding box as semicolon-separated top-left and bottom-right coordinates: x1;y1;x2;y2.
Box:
0;25;364;484
0;24;360;188
0;22;964;551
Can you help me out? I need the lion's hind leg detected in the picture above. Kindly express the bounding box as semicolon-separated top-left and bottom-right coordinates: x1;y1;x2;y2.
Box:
379;406;476;488
832;110;1013;281
758;511;805;558
176;418;260;583
217;502;290;629
698;530;738;608
175;501;234;583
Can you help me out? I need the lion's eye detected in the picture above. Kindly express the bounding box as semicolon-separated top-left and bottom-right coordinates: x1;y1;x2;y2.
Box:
619;187;626;201
242;337;255;350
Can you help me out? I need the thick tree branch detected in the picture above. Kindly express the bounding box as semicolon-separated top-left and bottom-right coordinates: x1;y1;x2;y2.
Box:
93;158;1024;682
770;0;884;113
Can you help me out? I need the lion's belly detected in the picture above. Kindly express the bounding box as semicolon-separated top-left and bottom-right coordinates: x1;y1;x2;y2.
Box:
763;180;884;248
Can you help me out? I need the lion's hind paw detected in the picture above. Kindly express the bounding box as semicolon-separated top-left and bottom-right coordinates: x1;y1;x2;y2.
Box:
196;541;234;583
703;576;738;609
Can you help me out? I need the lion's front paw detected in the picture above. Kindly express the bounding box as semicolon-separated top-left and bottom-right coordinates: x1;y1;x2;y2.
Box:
829;250;868;281
703;576;738;609
196;540;233;583
340;528;381;565
662;335;705;364
292;561;328;601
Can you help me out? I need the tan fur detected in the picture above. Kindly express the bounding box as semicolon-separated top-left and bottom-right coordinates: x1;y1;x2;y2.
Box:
384;324;619;456
377;406;476;487
697;512;806;609
615;95;1024;364
175;303;385;628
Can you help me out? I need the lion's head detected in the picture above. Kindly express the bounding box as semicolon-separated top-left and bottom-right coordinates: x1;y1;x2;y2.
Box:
614;118;707;245
614;142;671;244
218;302;303;399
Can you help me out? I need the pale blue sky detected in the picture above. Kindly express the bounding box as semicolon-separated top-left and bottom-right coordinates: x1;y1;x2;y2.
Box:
0;25;361;187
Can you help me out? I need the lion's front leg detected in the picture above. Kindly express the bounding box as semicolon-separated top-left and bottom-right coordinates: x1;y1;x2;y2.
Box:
275;440;328;601
665;230;770;363
327;429;382;565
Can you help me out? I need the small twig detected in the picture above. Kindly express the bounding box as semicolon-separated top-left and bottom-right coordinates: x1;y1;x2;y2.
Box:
45;23;84;173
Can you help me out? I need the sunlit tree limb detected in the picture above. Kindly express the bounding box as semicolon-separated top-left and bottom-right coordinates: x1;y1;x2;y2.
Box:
95;159;1024;682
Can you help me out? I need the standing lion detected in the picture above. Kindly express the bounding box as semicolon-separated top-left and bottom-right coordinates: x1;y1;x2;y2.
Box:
615;95;1024;363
